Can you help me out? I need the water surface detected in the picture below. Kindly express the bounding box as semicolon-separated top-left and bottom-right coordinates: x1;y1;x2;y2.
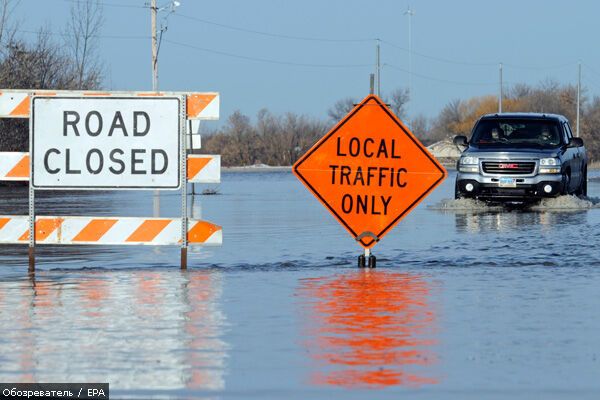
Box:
1;171;600;399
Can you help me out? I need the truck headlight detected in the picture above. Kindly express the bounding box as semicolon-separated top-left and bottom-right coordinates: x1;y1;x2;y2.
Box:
458;156;479;173
540;158;560;166
460;156;478;165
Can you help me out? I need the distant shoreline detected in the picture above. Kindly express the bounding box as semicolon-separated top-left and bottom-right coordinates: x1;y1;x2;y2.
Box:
223;165;292;172
223;159;459;172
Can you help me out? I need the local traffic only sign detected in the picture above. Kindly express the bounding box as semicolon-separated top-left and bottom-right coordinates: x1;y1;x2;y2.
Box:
31;96;181;189
293;94;446;268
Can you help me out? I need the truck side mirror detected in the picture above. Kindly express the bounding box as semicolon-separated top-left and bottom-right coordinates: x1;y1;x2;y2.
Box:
568;137;584;148
453;135;468;147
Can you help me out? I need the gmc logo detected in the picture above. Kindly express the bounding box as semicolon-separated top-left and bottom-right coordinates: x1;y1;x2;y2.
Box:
499;163;519;169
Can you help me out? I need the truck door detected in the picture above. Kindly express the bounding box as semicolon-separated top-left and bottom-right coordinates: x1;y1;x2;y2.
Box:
563;122;580;191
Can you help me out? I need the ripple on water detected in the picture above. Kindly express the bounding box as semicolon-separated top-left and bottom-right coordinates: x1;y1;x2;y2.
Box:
431;195;600;212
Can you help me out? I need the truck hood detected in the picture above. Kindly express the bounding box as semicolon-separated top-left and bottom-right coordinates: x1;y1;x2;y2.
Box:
463;146;560;159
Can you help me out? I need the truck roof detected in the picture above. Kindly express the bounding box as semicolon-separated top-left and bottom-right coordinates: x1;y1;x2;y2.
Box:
479;112;568;122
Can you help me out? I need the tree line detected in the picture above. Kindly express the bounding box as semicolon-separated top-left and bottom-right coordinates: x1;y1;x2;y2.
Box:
202;81;600;166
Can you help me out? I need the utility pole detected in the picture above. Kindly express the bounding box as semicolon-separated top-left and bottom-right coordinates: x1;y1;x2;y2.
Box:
376;39;381;96
151;0;158;92
370;73;375;94
499;62;503;113
404;6;414;126
577;61;581;137
151;0;159;217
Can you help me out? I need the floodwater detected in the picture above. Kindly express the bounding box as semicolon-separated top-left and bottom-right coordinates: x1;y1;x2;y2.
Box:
2;170;600;399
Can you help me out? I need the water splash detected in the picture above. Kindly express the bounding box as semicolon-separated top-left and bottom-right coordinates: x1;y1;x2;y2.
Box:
529;195;600;210
429;198;503;212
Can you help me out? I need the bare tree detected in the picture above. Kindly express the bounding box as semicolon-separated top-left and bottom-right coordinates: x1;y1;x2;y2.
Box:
327;97;356;122
64;0;104;89
386;87;410;119
0;0;19;55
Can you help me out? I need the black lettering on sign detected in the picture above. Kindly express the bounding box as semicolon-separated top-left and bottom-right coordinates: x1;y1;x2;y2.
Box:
391;139;401;159
340;165;351;185
134;111;151;136
380;196;391;215
396;168;407;187
341;194;353;213
353;166;364;185
336;138;347;157
378;167;389;186
329;165;339;184
356;195;368;214
86;148;104;174
108;111;128;136
44;148;60;174
63;111;80;136
349;137;360;157
131;149;146;174
377;140;388;158
367;167;376;185
109;149;125;174
151;149;168;174
340;194;393;215
364;138;375;157
65;149;81;174
85;111;103;137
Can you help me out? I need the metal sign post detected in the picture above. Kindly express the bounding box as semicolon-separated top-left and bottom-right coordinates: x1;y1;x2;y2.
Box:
180;96;188;269
28;183;35;272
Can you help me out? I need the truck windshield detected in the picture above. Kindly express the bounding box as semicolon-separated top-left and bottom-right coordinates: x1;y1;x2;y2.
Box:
471;119;563;148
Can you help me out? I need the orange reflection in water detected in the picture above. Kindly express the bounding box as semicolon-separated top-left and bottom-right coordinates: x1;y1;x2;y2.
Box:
298;270;438;388
184;272;228;391
79;278;109;318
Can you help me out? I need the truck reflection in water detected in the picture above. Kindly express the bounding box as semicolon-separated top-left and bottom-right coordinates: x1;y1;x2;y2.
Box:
1;270;228;392
298;270;438;388
454;210;588;234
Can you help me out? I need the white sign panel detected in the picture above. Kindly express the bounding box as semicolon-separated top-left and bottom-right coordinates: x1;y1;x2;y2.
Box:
31;96;181;189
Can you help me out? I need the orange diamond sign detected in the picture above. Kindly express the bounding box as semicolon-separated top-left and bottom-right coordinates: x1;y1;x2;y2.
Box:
293;94;446;248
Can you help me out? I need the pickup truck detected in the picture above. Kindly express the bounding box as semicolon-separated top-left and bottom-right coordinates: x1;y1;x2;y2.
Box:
454;113;587;202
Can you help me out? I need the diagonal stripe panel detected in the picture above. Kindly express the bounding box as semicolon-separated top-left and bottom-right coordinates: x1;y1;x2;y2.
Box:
72;219;118;242
126;220;172;243
18;218;64;241
5;155;29;178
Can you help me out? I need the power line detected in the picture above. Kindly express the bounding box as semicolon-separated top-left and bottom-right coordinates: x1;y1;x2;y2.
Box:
172;13;375;43
381;39;497;67
17;29;148;40
583;64;600;80
383;63;497;86
57;0;145;9
503;61;577;71
164;38;373;68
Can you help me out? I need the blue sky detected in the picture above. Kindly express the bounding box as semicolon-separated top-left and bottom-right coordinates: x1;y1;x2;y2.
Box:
12;0;600;126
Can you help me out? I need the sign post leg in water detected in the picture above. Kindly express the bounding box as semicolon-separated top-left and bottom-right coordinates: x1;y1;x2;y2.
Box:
28;183;35;273
358;248;376;268
181;96;188;270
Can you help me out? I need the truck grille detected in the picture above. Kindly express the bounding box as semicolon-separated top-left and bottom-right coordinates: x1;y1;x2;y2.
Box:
482;161;535;175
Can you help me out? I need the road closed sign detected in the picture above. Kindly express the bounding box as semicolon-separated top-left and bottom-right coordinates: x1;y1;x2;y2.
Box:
31;96;181;189
293;94;446;249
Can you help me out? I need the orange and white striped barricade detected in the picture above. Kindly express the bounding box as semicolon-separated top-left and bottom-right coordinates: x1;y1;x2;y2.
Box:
0;152;29;181
0;152;220;184
0;90;219;120
0;216;222;246
0;90;222;270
